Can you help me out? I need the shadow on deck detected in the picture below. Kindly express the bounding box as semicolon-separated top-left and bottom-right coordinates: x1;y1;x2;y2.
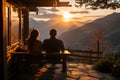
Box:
9;57;118;80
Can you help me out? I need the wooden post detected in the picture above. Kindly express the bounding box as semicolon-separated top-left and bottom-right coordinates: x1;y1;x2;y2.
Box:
62;54;67;72
0;0;7;80
97;40;100;58
19;9;22;43
8;7;11;46
22;9;29;44
90;51;92;64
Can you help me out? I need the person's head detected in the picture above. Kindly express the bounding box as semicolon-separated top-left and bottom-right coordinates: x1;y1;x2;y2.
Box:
30;29;39;40
27;29;39;50
50;29;57;37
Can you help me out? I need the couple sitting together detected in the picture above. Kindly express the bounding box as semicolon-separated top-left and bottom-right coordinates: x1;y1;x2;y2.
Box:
26;29;65;62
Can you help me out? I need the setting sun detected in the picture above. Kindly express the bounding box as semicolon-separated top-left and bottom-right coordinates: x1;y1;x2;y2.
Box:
62;11;72;22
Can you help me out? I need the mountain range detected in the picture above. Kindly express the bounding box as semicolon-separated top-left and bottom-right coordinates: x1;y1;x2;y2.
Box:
29;17;85;41
58;13;120;51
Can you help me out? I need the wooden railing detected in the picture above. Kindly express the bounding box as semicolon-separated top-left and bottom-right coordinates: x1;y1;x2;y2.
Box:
68;49;103;64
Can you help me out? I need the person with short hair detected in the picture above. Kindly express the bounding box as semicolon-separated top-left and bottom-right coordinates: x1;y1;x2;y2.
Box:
43;29;65;53
42;29;65;62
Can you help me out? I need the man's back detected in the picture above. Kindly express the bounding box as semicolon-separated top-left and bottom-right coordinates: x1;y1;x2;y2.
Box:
42;29;65;62
43;38;64;53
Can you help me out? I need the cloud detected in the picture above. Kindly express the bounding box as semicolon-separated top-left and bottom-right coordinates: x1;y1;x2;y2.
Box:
37;7;60;13
46;7;60;12
70;15;102;22
70;11;89;14
30;11;63;22
84;15;104;17
30;12;62;18
41;13;62;18
30;7;62;20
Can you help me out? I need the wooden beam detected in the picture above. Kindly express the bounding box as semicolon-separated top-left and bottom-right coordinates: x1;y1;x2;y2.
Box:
7;0;71;11
0;0;7;80
0;2;4;80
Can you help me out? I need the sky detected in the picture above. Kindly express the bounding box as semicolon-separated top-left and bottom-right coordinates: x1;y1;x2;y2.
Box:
30;0;120;22
29;0;120;40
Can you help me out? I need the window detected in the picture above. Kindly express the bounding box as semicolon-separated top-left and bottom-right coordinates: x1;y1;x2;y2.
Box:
11;7;19;44
6;6;20;46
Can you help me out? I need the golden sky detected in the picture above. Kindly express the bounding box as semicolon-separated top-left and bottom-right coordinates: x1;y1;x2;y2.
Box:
31;5;120;23
29;0;120;40
30;0;120;23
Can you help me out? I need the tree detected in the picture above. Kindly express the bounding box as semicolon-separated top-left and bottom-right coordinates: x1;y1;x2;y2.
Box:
75;0;120;10
89;29;109;57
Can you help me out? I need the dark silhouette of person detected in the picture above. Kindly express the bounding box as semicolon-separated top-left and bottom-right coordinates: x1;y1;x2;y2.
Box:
43;29;65;62
26;29;42;63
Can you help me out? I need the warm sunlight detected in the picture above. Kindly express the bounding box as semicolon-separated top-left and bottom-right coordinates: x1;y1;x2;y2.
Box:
62;11;72;22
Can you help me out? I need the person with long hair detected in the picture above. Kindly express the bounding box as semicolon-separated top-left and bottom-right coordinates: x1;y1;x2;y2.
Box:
26;29;42;63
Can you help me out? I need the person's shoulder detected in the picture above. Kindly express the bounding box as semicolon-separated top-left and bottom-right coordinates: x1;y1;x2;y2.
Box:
36;40;42;43
25;39;29;44
56;39;63;43
43;39;50;42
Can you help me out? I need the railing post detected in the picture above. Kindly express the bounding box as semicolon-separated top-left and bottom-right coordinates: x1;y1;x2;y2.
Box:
97;40;100;58
90;51;92;64
62;54;67;72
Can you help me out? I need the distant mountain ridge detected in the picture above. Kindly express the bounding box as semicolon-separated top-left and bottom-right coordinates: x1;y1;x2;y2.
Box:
29;18;84;41
59;13;120;51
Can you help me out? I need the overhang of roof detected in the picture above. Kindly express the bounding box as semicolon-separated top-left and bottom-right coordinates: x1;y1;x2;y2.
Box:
7;0;71;11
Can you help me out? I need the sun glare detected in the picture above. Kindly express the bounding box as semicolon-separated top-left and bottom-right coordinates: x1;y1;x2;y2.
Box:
63;11;72;22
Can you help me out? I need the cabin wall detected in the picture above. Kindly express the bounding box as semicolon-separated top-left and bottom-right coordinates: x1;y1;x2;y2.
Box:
5;4;20;58
0;0;27;79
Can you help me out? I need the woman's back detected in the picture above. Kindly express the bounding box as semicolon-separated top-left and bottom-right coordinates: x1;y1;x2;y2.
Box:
26;29;42;55
28;40;42;55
